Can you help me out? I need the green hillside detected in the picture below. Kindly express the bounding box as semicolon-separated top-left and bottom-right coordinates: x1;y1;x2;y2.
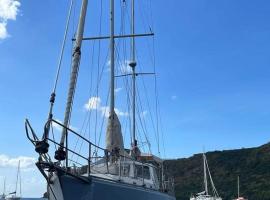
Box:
165;143;270;200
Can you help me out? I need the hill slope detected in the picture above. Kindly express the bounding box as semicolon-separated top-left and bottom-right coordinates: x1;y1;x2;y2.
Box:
165;143;270;200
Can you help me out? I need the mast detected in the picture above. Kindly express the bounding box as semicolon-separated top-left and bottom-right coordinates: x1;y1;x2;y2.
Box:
56;0;88;161
238;176;240;198
15;161;20;197
109;0;115;117
203;153;208;195
3;178;5;197
105;0;125;153
19;163;21;198
205;154;219;197
129;0;137;151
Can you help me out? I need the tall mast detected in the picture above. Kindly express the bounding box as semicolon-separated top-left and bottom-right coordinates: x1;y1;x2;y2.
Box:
109;0;115;117
56;0;88;161
19;161;21;198
238;176;240;198
3;177;6;197
203;153;208;195
15;161;20;197
129;0;137;151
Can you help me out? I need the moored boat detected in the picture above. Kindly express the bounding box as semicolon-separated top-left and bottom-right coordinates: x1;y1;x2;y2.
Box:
190;153;222;200
232;176;247;200
25;0;176;200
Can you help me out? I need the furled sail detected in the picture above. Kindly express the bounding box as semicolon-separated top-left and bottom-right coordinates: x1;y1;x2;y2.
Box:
106;110;124;153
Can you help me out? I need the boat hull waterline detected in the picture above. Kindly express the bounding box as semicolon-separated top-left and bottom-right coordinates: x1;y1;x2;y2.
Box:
49;173;175;200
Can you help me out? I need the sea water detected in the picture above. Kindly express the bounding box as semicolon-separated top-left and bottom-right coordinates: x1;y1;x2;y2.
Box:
20;198;47;200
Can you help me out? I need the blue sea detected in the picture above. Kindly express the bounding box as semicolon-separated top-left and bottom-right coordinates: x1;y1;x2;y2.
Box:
20;199;47;200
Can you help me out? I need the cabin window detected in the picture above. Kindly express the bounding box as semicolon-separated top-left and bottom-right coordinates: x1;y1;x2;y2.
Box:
135;165;150;179
120;164;130;177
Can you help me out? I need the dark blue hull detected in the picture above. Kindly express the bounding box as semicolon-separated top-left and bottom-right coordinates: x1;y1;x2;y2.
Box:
56;175;176;200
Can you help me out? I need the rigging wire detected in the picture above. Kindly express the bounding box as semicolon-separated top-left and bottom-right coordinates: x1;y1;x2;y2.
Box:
117;0;157;154
148;0;167;157
121;0;151;154
121;0;151;152
205;155;220;197
69;0;97;163
119;0;132;146
52;0;74;94
61;0;162;163
71;0;107;162
137;0;166;157
47;0;74;164
94;0;104;155
135;85;152;153
134;53;157;151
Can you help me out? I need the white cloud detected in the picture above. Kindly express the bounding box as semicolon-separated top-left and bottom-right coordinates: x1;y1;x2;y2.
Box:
106;60;111;67
100;106;129;118
52;119;78;132
84;96;101;110
100;107;128;118
115;108;129;117
52;119;62;132
140;110;148;118
119;60;132;74
84;96;129;118
100;106;109;118
0;154;35;169
171;95;177;100
115;87;123;93
107;60;133;74
0;0;20;39
0;21;7;39
0;0;20;20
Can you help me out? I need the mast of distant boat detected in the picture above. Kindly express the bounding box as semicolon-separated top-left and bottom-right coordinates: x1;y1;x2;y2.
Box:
2;178;6;197
14;161;21;198
237;176;240;198
203;153;208;195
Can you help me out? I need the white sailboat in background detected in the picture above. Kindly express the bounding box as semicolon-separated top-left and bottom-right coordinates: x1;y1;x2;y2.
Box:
0;178;6;200
190;153;222;200
5;161;21;200
233;176;248;200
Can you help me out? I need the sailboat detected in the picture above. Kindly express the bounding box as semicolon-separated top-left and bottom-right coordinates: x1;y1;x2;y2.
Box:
0;178;6;200
25;0;176;200
5;161;21;200
190;153;222;200
232;176;247;200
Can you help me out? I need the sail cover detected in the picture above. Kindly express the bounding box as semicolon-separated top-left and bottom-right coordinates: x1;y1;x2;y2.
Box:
106;111;124;153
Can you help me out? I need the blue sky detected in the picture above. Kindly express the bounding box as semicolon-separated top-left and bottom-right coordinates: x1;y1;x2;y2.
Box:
0;0;270;197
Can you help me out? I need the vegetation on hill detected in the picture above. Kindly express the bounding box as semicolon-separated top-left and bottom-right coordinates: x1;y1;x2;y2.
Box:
165;143;270;200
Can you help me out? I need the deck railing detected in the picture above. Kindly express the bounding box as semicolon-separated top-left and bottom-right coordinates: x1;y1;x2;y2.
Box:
25;118;175;194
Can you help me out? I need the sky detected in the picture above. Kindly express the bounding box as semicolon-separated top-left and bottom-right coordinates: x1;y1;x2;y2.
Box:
0;0;270;197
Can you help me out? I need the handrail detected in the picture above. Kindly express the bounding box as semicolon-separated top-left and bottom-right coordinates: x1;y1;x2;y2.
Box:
25;119;39;144
46;118;162;170
47;119;106;151
25;118;175;194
